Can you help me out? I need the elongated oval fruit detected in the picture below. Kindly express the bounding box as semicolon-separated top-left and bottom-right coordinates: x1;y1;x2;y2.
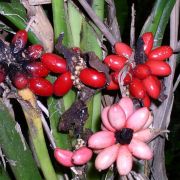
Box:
133;64;151;79
148;46;173;61
133;128;156;142
116;145;133;175
145;60;171;76
41;53;67;73
111;71;132;85
108;104;126;130
72;147;92;165
104;55;127;71
142;75;161;99
115;42;133;58
126;107;149;132
11;30;28;53
28;44;44;59
79;68;106;88
28;77;53;96
141;94;151;108
141;32;154;55
118;97;134;119
25;62;49;77
54;148;74;167
101;124;109;131
88;131;116;149
101;106;116;132
95;144;119;171
129;78;146;99
53;72;73;96
128;138;153;160
106;75;119;90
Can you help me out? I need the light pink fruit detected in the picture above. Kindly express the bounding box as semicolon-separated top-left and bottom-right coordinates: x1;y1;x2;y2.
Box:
133;128;156;142
118;97;134;119
128;138;153;160
116;146;133;175
108;104;126;130
143;112;153;129
54;148;74;167
88;131;116;149
126;107;149;132
101;124;109;131
93;149;103;154
95;144;119;171
72;147;92;165
101;106;115;132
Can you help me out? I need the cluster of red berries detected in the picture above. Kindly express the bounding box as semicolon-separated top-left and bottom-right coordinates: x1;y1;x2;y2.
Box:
104;32;173;107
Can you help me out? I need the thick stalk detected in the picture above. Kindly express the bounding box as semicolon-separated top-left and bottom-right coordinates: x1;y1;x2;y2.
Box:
18;89;57;180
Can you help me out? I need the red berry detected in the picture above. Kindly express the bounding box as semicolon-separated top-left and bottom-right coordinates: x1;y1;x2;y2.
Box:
72;47;81;54
28;44;44;59
142;76;161;99
133;64;151;79
114;42;133;59
104;55;127;71
148;46;173;61
79;68;106;88
145;60;171;76
106;75;119;90
53;72;73;96
129;78;146;99
141;32;154;55
41;53;67;74
12;30;28;53
142;94;151;108
28;78;53;96
25;62;49;77
13;73;29;89
54;148;74;167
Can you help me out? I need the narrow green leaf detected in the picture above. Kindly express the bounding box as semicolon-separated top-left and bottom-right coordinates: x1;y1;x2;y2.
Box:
0;99;42;180
140;0;167;35
154;0;176;46
0;165;11;180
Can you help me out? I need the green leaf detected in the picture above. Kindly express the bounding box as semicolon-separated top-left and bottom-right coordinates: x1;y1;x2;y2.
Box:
0;165;11;180
0;99;42;180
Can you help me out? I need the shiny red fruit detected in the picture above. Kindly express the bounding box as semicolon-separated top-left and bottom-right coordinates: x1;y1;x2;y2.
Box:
141;32;154;55
142;94;151;108
53;72;73;96
104;55;127;71
145;60;171;76
28;44;44;59
114;42;133;59
79;68;106;88
142;76;161;99
25;62;49;77
133;64;151;79
129;78;146;99
12;30;28;53
106;75;119;90
13;73;29;89
148;46;173;61
41;53;67;73
28;78;53;96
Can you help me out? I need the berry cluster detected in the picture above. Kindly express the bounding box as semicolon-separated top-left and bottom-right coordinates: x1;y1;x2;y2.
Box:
104;32;173;107
88;97;154;176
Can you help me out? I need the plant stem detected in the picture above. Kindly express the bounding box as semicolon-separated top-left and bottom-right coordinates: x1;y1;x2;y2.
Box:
18;89;57;180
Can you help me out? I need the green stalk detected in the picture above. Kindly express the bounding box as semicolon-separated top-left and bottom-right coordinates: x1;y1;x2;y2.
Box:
0;99;42;180
18;89;57;180
140;0;167;35
154;0;176;46
80;0;105;179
